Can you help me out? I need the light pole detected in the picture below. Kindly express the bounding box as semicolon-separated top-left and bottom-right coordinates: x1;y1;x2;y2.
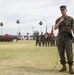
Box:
27;32;29;40
32;26;34;35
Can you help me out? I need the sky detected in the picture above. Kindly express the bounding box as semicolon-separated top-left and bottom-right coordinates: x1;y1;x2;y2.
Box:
0;0;74;35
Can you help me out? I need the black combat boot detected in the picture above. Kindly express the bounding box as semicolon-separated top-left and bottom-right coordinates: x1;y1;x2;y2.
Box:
59;65;67;72
69;66;74;74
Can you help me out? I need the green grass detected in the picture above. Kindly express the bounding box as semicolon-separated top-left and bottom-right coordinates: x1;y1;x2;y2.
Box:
0;40;74;75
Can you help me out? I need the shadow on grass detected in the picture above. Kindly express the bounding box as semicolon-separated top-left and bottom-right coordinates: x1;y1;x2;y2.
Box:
0;65;66;74
17;66;69;74
18;66;55;73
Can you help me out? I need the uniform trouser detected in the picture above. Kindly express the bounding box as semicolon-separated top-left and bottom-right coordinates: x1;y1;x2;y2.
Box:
45;40;49;46
57;38;73;66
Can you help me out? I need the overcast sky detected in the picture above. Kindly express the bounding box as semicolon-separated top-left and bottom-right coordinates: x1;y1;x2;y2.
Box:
0;0;74;35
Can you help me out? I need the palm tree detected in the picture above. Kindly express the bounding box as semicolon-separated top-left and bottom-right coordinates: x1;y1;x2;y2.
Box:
16;20;21;36
0;22;3;35
39;21;43;35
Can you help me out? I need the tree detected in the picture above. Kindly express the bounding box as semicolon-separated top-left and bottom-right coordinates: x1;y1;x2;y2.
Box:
39;21;43;35
39;21;43;26
0;22;3;35
16;20;21;36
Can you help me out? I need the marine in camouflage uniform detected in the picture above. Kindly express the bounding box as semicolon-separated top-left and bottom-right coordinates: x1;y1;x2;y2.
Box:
38;32;45;47
35;35;39;46
44;32;50;47
54;5;74;74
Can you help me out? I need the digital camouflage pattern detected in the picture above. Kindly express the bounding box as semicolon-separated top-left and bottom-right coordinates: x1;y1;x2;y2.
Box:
56;15;74;66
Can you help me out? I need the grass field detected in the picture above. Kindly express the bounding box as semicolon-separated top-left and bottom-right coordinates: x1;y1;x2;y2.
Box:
0;40;74;75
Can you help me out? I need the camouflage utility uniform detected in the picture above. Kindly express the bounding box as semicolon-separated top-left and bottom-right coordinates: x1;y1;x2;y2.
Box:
56;16;74;66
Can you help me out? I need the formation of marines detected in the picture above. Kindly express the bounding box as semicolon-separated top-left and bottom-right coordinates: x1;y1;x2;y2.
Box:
35;32;56;47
